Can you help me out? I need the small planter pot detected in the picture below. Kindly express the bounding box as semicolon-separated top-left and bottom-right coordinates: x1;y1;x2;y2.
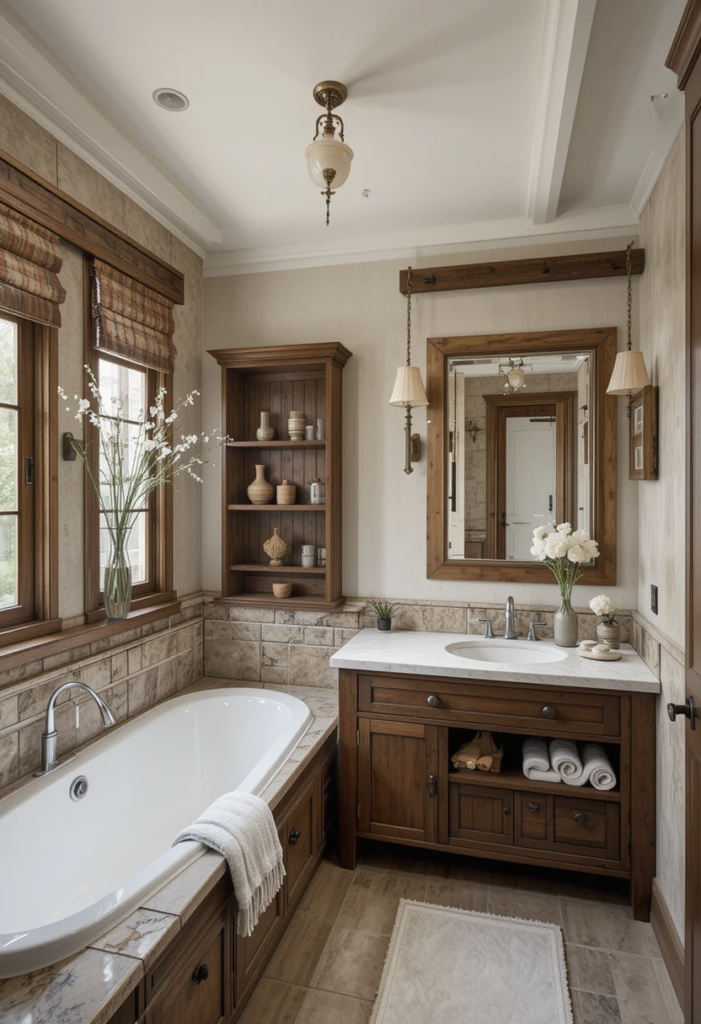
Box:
597;621;620;649
377;618;392;631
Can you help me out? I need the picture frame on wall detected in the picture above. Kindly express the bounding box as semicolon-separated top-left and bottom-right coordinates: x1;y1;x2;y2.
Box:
629;385;658;481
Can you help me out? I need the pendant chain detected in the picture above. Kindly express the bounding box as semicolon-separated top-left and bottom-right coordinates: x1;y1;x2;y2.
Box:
626;241;633;351
406;266;412;367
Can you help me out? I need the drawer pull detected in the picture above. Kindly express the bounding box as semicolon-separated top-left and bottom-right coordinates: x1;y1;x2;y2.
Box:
527;801;540;813
192;963;209;985
288;828;301;845
427;695;441;708
541;705;557;720
503;807;511;815
428;774;437;797
573;812;588;825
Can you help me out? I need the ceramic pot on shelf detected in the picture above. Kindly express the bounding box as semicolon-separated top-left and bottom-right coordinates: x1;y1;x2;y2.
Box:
247;464;274;505
596;621;620;650
263;528;289;566
288;411;306;440
256;411;275;442
277;480;296;505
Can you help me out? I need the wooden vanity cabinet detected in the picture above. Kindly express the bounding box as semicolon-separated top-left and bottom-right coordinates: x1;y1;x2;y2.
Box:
340;669;655;921
107;733;336;1024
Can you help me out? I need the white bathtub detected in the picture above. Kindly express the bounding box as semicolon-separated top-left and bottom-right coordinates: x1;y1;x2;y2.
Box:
0;687;311;978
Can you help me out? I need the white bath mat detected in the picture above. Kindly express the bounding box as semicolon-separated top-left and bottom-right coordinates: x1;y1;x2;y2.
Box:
370;900;573;1024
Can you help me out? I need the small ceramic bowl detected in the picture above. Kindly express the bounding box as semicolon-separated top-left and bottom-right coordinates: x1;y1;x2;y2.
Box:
272;583;293;599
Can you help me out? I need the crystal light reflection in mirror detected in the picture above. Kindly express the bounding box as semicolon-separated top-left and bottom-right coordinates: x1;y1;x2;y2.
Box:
447;352;593;562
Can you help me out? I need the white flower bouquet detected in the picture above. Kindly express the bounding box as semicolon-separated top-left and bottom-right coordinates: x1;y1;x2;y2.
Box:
531;523;600;646
589;594;616;625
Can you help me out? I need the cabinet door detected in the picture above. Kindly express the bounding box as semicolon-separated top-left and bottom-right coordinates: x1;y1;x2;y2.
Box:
358;718;439;844
235;870;284;1003
147;906;231;1024
284;774;320;909
448;783;513;847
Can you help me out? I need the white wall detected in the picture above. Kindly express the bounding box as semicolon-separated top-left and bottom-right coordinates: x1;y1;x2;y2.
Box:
203;237;640;609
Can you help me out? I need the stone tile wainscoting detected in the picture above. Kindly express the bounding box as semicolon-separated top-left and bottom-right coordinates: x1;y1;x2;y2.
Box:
0;595;204;795
203;596;634;688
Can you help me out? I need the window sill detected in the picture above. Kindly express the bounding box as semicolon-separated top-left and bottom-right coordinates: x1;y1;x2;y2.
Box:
0;598;181;677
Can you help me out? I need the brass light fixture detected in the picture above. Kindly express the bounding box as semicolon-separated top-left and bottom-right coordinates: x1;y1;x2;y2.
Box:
500;357;528;392
305;81;354;226
390;267;429;474
606;241;650;412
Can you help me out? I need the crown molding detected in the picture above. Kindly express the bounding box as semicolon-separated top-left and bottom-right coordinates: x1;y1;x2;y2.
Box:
204;205;640;277
630;100;685;217
0;3;220;256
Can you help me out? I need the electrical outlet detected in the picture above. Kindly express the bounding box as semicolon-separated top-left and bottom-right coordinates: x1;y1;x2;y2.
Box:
651;584;658;615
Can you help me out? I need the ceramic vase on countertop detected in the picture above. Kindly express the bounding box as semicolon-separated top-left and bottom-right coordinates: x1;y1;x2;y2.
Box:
596;621;620;649
554;598;578;648
247;464;274;505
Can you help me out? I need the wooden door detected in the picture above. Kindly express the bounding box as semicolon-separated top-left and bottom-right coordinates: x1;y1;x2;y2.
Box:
668;7;701;1018
358;718;439;844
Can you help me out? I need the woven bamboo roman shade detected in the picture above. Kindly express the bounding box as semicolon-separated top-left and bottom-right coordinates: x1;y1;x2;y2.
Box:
91;258;176;373
0;201;66;326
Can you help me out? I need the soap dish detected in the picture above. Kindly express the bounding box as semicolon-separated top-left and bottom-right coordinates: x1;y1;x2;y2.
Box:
578;640;621;662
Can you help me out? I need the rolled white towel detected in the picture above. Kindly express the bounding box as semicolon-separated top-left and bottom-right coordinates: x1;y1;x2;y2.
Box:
549;738;582;782
522;737;561;783
582;743;617;791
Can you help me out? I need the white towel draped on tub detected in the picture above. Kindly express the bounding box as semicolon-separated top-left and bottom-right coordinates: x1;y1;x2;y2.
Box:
172;792;285;936
522;737;561;782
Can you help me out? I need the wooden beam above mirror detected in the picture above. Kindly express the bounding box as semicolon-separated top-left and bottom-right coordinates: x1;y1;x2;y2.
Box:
399;249;644;295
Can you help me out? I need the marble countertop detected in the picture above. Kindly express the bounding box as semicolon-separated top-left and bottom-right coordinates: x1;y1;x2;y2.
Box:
329;629;661;693
0;681;337;1024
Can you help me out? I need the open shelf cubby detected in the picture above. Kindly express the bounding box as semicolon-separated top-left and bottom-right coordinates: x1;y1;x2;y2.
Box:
210;343;352;609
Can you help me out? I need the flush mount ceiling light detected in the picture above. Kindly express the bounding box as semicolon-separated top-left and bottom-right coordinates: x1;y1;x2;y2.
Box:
500;358;528;392
390;267;429;475
606;241;650;412
305;81;354;226
152;88;189;112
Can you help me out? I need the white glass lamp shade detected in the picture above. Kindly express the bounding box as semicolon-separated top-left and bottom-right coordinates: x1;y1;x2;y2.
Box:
389;365;429;408
305;137;354;189
606;350;650;396
507;366;526;390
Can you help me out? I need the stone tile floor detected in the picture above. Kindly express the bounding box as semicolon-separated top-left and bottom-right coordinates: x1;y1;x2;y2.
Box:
239;842;683;1024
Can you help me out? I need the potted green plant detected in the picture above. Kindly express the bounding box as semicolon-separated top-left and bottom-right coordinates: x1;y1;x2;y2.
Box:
370;598;398;631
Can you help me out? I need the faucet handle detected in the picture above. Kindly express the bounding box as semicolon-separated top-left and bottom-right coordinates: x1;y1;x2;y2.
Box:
527;621;547;641
476;618;495;639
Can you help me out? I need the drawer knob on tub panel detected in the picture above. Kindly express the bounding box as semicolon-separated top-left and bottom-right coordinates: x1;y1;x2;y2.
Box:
192;963;209;984
541;705;557;719
528;802;540;813
288;829;301;845
427;695;441;708
573;813;588;825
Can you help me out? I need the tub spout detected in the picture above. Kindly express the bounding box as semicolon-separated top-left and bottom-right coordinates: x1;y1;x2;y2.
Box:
34;681;116;776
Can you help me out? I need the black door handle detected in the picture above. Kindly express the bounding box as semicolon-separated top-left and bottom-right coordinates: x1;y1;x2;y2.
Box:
667;697;696;730
192;963;209;984
288;828;301;845
428;774;437;798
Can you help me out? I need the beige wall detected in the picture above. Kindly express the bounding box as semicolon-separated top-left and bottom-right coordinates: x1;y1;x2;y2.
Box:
637;128;687;942
0;93;205;612
204;239;640;609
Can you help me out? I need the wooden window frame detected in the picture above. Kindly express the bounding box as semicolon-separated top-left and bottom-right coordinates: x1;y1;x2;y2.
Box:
83;264;174;623
0;312;60;647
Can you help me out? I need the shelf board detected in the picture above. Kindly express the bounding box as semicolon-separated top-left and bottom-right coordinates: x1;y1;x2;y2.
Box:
229;563;326;575
448;768;621;802
217;593;345;611
226;440;326;449
227;504;325;512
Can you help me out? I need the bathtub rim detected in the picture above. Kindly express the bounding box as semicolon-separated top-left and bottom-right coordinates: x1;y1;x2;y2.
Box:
0;686;312;979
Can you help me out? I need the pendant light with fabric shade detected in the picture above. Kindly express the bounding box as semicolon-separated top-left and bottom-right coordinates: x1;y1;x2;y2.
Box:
390;267;428;474
606;242;650;408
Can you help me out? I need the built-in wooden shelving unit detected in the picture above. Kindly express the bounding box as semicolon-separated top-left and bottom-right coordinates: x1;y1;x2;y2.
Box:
209;343;352;610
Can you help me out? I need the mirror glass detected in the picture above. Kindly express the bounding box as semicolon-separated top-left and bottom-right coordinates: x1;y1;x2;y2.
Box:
446;352;593;561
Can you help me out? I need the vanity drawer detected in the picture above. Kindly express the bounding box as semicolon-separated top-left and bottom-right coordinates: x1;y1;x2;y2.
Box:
552;796;620;859
358;675;622;738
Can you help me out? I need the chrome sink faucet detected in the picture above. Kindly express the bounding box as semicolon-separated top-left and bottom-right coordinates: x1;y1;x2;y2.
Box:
34;681;115;776
504;596;517;639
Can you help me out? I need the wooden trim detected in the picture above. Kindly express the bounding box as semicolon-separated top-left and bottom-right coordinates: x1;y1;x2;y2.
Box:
667;0;701;88
399;250;645;295
630;693;656;921
0;597;180;682
209;343;352;370
427;329;617;584
0;150;184;304
650;879;685;1010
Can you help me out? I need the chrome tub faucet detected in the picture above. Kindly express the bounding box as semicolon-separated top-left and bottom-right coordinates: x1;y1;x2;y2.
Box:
34;681;116;776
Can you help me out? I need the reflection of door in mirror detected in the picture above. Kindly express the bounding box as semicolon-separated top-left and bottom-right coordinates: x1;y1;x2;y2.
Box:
447;369;466;558
505;414;555;559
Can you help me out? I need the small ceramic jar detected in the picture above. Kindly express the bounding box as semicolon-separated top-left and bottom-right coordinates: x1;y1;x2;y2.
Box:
288;411;306;440
301;544;315;568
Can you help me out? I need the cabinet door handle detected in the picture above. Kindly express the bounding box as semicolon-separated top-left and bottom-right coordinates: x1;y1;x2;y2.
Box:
288;828;301;845
541;705;557;719
528;801;540;813
503;807;511;815
192;963;209;984
573;812;588;825
427;695;441;708
428;774;437;797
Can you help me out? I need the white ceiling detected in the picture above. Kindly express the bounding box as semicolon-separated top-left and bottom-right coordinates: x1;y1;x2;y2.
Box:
0;0;686;272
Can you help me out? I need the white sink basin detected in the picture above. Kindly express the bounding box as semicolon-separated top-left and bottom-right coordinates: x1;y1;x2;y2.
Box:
445;641;569;666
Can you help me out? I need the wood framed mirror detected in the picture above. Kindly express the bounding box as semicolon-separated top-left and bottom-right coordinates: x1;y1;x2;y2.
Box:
426;328;617;584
